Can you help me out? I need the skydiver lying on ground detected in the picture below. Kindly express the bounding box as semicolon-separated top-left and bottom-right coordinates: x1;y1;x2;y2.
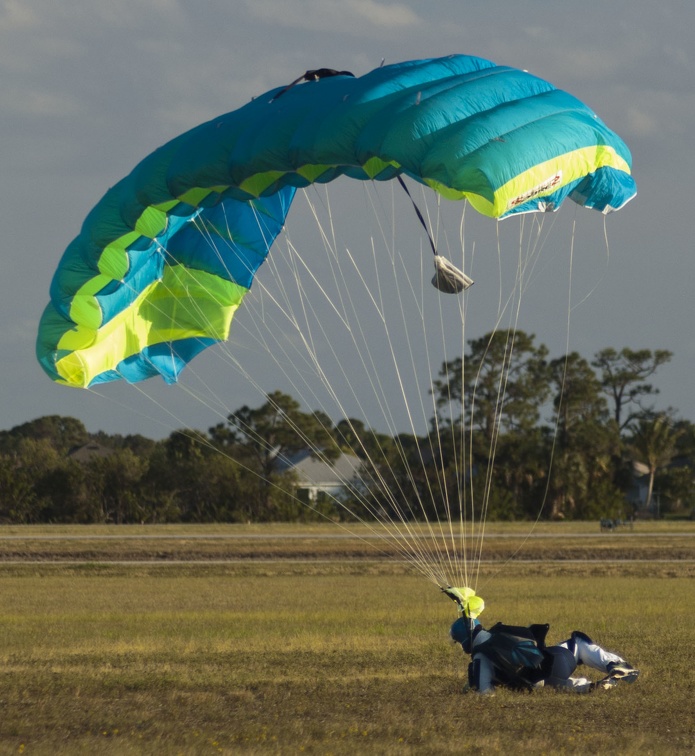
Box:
449;614;639;694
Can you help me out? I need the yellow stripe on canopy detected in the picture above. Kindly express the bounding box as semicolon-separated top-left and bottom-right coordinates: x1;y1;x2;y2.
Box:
55;265;247;387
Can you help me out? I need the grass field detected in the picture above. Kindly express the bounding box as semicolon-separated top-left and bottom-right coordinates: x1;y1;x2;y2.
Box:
0;524;693;754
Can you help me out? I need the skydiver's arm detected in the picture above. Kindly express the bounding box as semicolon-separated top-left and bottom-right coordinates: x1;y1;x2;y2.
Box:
469;653;495;694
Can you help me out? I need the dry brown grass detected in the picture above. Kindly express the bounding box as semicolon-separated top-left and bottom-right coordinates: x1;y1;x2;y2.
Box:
0;525;693;754
0;520;692;562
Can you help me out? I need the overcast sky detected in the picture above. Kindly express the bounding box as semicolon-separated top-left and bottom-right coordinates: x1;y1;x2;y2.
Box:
2;0;693;440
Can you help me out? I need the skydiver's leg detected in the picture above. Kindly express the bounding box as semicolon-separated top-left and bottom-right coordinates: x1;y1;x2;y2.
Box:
543;645;591;691
556;676;594;692
557;632;640;688
559;631;626;673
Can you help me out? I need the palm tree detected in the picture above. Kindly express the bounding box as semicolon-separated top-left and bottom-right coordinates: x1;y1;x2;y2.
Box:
629;414;682;514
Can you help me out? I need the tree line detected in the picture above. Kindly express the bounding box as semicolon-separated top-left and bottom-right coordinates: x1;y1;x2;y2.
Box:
1;331;693;524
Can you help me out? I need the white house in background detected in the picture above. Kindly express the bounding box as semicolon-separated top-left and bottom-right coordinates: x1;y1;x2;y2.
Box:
627;460;651;511
68;441;114;463
274;449;365;502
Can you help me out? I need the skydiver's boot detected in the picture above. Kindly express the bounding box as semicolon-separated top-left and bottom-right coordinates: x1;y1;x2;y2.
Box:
593;676;619;691
605;661;640;683
594;662;640;690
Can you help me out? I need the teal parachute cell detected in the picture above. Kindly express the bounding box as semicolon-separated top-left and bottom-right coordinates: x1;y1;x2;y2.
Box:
37;55;636;388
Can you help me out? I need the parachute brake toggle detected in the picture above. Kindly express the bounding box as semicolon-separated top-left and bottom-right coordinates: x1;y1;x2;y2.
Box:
432;256;474;294
442;586;485;618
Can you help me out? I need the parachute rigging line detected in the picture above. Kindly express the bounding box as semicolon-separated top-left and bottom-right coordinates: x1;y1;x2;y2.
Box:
37;54;637;603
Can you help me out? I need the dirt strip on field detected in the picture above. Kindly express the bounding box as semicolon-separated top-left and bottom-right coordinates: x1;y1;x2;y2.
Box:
0;532;692;562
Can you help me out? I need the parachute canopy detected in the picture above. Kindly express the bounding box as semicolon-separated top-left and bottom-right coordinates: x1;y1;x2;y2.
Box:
37;55;636;388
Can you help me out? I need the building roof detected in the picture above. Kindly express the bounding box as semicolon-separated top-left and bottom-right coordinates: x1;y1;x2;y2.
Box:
68;441;115;463
274;449;363;487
